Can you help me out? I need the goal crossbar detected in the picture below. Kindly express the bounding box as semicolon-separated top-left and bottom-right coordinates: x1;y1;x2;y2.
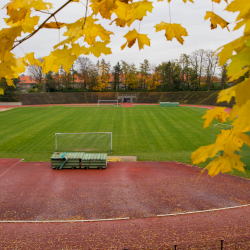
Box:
98;100;118;107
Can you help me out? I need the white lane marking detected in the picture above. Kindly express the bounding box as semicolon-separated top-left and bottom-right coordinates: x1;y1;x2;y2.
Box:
1;204;249;223
157;204;250;217
0;159;24;178
0;217;130;223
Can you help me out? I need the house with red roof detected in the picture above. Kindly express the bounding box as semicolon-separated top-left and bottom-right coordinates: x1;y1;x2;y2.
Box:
17;74;38;92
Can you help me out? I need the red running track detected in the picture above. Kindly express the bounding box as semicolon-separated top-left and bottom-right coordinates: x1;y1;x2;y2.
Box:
122;103;134;107
0;159;250;248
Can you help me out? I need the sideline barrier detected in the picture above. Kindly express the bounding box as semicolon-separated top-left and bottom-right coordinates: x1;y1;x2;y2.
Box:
0;102;22;106
159;102;179;107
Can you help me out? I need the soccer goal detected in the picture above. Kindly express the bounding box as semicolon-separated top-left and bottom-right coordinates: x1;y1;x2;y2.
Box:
98;100;119;107
55;132;112;154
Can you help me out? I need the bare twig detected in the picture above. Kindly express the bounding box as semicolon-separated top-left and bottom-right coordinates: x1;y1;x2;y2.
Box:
36;10;52;15
53;16;61;43
82;0;89;29
169;2;171;24
11;0;74;51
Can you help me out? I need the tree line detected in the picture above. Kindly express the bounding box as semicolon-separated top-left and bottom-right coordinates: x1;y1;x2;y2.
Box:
26;49;231;93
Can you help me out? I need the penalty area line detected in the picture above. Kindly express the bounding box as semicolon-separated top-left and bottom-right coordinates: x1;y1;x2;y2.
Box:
157;203;250;217
0;158;24;178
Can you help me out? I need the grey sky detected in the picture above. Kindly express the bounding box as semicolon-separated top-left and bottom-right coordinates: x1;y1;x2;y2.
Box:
1;0;243;69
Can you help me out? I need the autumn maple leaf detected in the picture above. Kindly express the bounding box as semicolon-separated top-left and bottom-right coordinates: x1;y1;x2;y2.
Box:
202;107;229;129
121;29;150;50
204;12;230;31
154;22;188;44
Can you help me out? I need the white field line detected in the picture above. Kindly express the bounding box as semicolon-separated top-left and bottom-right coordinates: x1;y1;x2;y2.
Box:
0;158;24;178
1;204;250;223
157;203;250;217
0;217;130;223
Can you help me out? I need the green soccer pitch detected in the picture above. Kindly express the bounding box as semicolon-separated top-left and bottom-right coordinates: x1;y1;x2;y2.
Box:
0;105;249;177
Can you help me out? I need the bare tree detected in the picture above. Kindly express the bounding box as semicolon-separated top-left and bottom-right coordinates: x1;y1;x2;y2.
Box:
75;57;97;90
27;58;45;90
190;49;206;89
179;54;190;90
204;50;219;91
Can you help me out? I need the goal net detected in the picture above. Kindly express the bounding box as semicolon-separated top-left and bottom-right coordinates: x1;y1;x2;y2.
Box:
55;132;112;153
98;100;118;107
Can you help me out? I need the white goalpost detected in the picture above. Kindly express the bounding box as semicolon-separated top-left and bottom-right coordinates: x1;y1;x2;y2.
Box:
55;132;112;154
98;100;119;107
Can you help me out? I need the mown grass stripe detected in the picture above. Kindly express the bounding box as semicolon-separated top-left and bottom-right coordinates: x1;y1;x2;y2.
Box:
0;105;249;179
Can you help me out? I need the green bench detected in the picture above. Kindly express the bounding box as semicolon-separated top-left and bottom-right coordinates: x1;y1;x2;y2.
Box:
159;102;179;107
51;152;107;170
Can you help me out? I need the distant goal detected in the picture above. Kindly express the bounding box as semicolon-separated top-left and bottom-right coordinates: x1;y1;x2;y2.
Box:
98;100;119;107
55;132;112;154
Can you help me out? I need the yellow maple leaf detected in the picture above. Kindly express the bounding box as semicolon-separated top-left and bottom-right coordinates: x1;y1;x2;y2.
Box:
114;1;136;26
121;29;150;50
90;0;117;20
217;78;250;107
202;107;229;129
51;46;77;73
113;1;152;27
11;56;28;73
62;16;114;46
225;0;250;22
132;1;153;20
211;0;228;3
217;36;247;66
89;41;112;57
154;22;188;44
226;47;250;77
232;99;250;133
191;143;223;164
5;15;40;33
0;88;4;95
4;0;52;14
0;52;19;87
203;154;245;177
204;11;230;31
4;7;28;24
71;44;90;57
0;27;22;59
6;78;15;87
42;22;65;29
26;52;42;66
41;54;57;74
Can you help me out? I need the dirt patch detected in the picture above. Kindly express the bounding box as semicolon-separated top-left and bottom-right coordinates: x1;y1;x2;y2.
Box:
0;108;14;112
108;156;137;162
32;105;52;108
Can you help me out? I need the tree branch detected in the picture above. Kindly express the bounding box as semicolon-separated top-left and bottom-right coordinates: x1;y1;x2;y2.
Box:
82;0;89;29
11;0;74;51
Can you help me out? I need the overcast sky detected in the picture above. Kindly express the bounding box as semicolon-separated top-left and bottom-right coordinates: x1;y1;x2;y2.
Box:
1;0;243;70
